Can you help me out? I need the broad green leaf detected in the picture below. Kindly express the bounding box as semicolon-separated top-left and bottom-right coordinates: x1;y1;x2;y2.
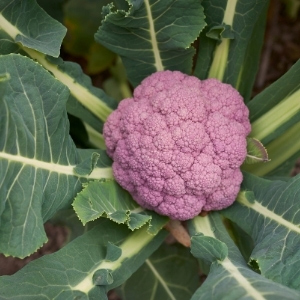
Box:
95;0;206;86
236;3;268;102
118;244;199;300
0;0;66;57
0;219;167;299
194;0;269;100
63;0;116;74
223;172;300;290
73;180;168;234
188;213;300;300
0;54;113;258
226;219;254;263
191;236;228;263
37;55;117;131
0;0;118;131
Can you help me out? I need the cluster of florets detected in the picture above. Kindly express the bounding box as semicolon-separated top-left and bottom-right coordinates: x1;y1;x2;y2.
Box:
103;71;251;220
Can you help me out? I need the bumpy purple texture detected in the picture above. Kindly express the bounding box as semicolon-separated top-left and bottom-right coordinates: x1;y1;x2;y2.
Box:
103;71;251;220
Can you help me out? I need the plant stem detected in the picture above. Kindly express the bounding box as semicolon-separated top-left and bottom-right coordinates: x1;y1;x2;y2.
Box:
165;220;191;247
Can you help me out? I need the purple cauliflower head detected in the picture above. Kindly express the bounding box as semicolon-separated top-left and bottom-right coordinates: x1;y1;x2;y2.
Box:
103;70;251;220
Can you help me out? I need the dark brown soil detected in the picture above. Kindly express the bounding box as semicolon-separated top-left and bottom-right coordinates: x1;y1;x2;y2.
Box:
0;2;299;300
253;0;300;95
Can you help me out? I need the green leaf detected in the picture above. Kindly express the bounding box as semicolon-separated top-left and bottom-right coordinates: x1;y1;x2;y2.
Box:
244;137;269;164
95;0;206;86
0;54;113;258
243;121;300;177
63;0;116;74
118;244;199;300
223;173;300;290
191;236;228;263
188;213;300;299
0;54;80;257
227;220;254;263
93;269;114;285
248;60;300;143
73;180;168;234
105;242;122;262
0;1;118;131
74;152;100;177
0;0;66;57
194;0;269;100
77;149;112;168
0;219;167;298
206;23;234;42
243;60;300;177
237;3;268;102
39;56;117;131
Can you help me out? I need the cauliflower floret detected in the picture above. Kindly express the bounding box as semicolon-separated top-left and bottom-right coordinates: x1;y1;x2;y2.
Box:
103;70;251;220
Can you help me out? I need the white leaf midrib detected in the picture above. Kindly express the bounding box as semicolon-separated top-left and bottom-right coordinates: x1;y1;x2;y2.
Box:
221;259;266;300
0;151;113;180
0;13;21;40
144;0;164;71
238;195;300;234
145;259;176;300
0;13;113;123
193;216;266;300
0;151;75;175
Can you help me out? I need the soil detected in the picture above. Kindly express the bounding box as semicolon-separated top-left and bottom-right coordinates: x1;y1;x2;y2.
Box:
0;1;299;299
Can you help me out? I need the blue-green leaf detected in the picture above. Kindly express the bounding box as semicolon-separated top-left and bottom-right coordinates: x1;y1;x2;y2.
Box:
188;213;300;299
194;0;269;101
223;172;300;290
95;0;206;86
0;54;113;258
0;0;118;132
0;0;66;57
118;244;199;300
73;180;168;234
0;219;167;298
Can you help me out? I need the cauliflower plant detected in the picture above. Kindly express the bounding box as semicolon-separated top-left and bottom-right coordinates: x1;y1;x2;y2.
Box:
103;71;251;220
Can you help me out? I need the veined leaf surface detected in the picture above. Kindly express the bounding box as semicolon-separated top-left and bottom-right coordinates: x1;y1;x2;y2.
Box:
73;180;168;234
95;0;206;86
118;244;199;300
0;219;167;299
223;172;300;290
188;213;300;299
0;54;112;258
0;0;66;57
0;0;118;131
194;0;269;101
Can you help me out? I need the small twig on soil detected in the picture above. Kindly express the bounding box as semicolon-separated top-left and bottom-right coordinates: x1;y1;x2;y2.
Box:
165;219;191;247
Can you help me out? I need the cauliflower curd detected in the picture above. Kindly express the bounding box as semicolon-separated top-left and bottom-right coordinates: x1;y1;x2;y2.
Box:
103;71;251;220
